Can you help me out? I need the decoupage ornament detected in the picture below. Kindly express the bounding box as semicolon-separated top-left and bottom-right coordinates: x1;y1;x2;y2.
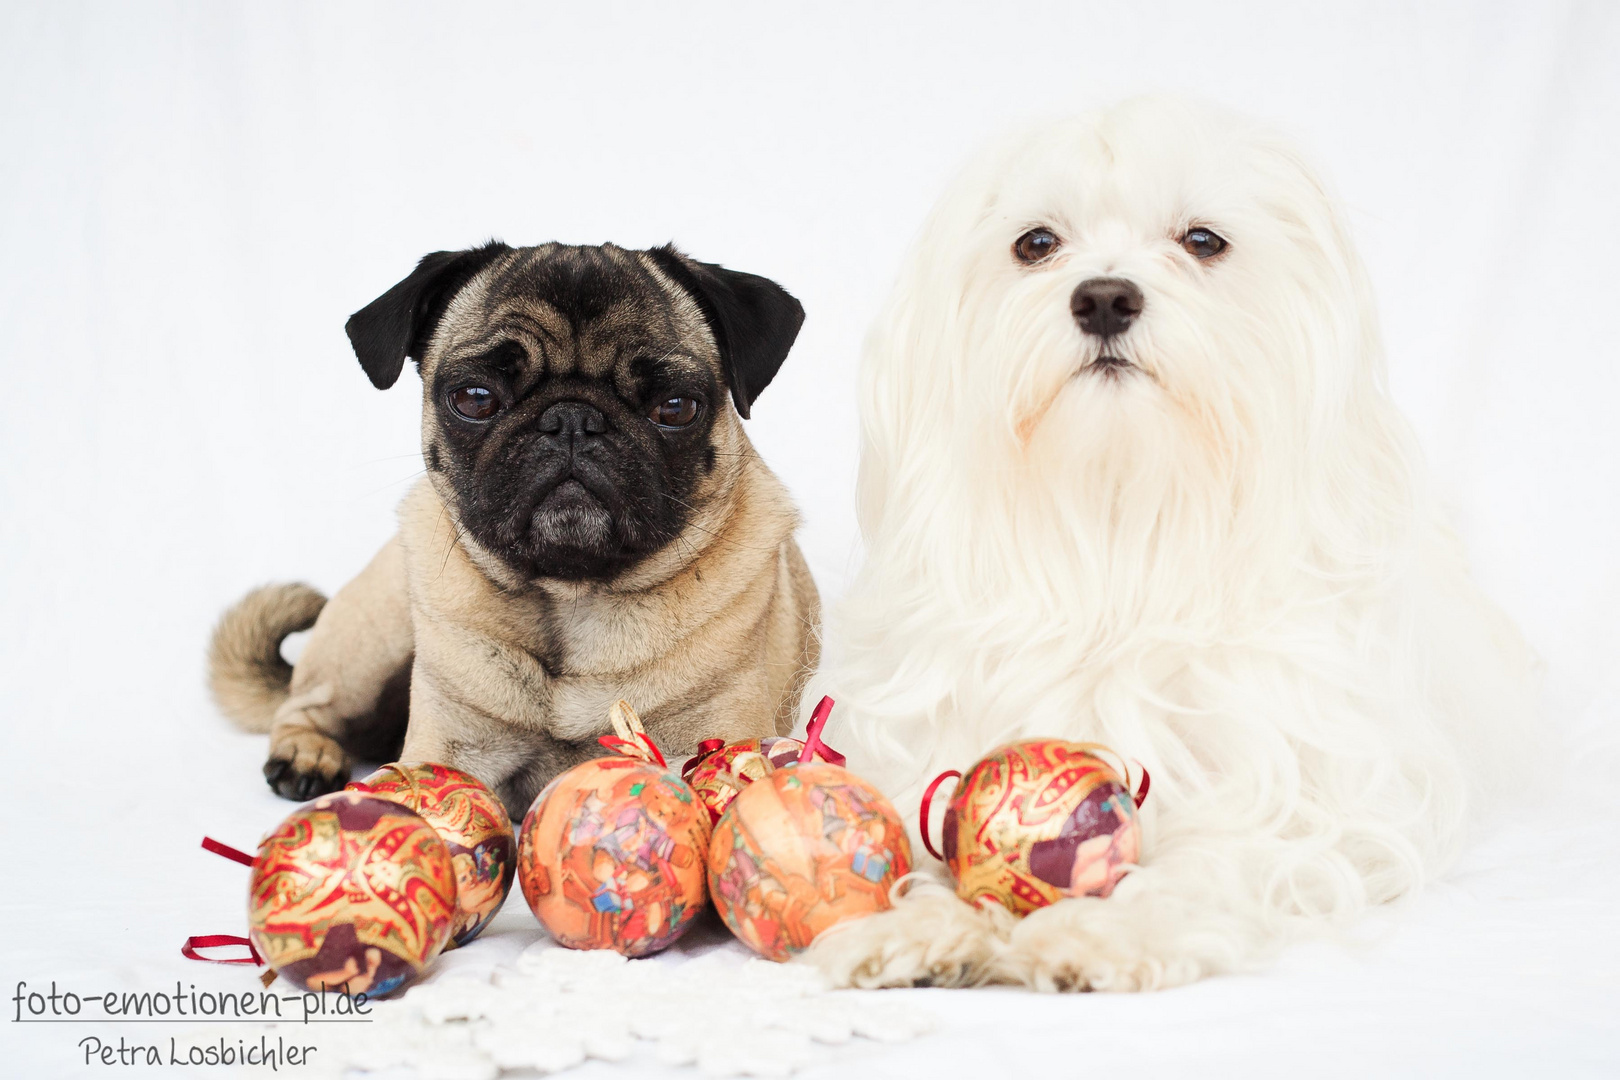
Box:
682;696;847;824
685;737;804;824
708;707;912;962
248;791;457;996
348;762;516;947
920;738;1148;917
517;701;710;957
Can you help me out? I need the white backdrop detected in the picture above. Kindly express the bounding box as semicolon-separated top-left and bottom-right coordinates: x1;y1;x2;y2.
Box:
2;2;1617;1077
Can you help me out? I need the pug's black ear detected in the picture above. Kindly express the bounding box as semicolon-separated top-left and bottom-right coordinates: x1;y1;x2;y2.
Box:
345;241;512;389
646;245;805;419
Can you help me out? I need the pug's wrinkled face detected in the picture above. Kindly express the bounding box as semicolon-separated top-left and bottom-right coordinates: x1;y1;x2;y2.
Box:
345;242;803;582
426;245;725;581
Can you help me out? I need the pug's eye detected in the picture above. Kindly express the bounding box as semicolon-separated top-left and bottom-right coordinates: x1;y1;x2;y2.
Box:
649;397;699;428
448;385;499;421
1012;227;1061;265
1181;227;1228;260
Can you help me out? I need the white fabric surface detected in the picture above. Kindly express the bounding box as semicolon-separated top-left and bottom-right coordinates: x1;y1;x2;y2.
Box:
7;724;1618;1077
2;2;1618;1077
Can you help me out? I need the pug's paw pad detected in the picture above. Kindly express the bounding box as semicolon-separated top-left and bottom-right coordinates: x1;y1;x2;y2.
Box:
264;729;350;801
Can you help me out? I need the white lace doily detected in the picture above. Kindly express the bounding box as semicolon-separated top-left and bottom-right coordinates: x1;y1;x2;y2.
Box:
194;916;933;1079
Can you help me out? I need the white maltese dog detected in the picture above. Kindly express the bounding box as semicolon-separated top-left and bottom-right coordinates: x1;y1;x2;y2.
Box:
803;97;1537;991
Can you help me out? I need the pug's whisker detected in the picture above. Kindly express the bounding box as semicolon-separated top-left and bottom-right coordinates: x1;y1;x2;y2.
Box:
356;470;427;501
659;491;782;554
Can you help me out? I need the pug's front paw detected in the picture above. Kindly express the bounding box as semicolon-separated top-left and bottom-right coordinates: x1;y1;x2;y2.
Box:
263;727;351;801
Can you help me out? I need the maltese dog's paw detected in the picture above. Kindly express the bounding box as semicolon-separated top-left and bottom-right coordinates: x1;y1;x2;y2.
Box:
995;896;1204;992
800;881;1013;988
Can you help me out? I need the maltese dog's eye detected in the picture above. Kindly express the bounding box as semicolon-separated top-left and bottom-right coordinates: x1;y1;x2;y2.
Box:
1012;227;1062;264
1180;227;1228;260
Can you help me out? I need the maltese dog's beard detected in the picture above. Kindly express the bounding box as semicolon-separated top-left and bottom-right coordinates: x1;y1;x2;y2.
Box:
983;313;1237;582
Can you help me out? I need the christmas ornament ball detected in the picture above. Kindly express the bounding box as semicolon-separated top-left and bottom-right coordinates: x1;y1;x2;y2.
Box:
934;739;1142;916
518;756;710;957
708;761;912;962
685;736;805;823
349;762;516;947
248;791;457;997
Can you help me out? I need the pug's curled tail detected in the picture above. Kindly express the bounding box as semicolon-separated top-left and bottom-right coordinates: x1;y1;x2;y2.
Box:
208;583;327;732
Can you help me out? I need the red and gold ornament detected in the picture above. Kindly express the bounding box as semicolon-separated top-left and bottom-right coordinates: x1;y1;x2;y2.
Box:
247;791;457;996
684;736;805;824
708;702;911;962
348;762;516;947
920;738;1148;917
683;696;845;824
517;701;710;957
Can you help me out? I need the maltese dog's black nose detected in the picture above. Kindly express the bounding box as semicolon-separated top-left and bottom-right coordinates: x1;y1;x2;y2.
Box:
1070;277;1144;337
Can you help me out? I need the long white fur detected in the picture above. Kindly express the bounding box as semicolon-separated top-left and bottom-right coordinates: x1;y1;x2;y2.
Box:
802;98;1538;992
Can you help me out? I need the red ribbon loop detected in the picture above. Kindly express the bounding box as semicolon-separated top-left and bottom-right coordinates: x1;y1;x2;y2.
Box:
796;696;846;766
201;836;255;867
597;734;636;759
1133;765;1151;808
918;769;962;862
682;738;727;780
181;935;263;966
596;732;669;767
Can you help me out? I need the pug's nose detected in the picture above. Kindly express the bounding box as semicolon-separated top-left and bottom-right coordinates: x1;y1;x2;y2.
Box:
538;401;607;442
1070;277;1143;338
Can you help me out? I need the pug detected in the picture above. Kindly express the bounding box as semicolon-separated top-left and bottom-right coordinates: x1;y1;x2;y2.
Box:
208;241;820;818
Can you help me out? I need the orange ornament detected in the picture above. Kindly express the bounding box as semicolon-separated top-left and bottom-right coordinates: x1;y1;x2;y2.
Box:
348;762;516;947
517;702;710;957
921;739;1147;917
708;758;912;962
247;791;456;997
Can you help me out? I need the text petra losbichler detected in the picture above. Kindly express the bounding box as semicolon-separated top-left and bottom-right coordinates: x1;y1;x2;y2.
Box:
14;979;372;1070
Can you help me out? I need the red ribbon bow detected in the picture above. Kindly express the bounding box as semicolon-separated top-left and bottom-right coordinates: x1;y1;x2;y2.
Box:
796;696;846;766
681;738;727;780
597;731;668;767
201;836;255;866
918;769;962;862
181;935;263;966
184;838;264;968
678;696;846;782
